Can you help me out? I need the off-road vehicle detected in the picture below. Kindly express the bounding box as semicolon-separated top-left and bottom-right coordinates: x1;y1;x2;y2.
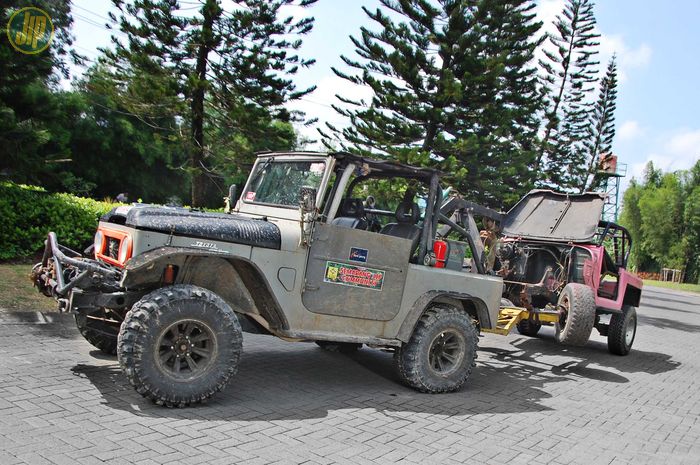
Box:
33;152;504;406
490;190;643;355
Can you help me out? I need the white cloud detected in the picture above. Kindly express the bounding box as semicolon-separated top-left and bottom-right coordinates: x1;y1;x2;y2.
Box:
533;0;565;66
287;75;373;149
667;129;700;157
623;44;652;69
535;0;565;37
599;34;652;82
630;128;700;180
534;1;651;85
630;154;676;181
618;120;643;141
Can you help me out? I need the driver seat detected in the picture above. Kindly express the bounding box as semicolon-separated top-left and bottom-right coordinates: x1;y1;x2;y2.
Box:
380;201;421;255
331;198;367;230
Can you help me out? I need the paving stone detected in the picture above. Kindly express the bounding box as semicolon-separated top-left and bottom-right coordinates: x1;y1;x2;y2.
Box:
0;287;699;464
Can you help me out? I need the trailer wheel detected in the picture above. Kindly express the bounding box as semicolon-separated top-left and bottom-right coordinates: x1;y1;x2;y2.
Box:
555;283;596;346
394;305;478;393
75;308;122;355
315;341;362;353
117;285;242;407
608;305;637;356
516;319;541;337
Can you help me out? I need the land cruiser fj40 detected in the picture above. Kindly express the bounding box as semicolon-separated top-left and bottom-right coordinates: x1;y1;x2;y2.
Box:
33;152;505;406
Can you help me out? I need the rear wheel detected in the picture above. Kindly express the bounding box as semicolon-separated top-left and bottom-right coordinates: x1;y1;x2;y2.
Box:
117;285;242;407
555;283;596;346
394;305;478;393
75;308;122;355
608;305;637;356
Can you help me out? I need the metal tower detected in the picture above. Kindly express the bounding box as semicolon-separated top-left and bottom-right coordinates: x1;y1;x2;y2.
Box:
597;154;627;222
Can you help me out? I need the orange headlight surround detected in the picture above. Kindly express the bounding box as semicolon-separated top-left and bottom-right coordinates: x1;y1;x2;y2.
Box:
94;228;133;267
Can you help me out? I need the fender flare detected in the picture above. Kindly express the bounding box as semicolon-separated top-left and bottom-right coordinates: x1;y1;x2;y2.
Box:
122;246;289;331
396;290;492;342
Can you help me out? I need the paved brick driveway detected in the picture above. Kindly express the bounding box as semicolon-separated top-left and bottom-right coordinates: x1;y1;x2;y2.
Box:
1;286;699;464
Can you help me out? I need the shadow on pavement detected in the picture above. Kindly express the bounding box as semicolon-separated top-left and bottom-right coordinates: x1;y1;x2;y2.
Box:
638;314;700;334
69;327;681;422
641;291;699;308
71;340;574;421
494;334;681;376
20;312;78;340
35;306;675;422
639;301;696;315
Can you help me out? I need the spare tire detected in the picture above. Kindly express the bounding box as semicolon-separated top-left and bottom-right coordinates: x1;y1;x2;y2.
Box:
75;308;122;355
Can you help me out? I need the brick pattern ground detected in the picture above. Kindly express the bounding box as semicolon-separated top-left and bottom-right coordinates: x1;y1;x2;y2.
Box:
1;286;699;464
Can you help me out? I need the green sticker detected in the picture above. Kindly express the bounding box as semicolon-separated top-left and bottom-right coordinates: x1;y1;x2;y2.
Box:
324;261;384;291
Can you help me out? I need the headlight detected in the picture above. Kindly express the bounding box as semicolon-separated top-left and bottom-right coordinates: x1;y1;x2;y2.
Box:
94;230;104;257
118;235;133;264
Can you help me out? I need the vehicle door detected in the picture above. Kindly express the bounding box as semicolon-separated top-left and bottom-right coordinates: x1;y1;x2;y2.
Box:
301;223;413;321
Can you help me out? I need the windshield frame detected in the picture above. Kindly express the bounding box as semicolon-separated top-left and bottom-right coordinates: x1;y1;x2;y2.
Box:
239;154;333;212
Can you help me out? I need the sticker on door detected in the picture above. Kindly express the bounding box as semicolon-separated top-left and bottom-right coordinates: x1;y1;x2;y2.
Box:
348;247;368;263
324;261;384;291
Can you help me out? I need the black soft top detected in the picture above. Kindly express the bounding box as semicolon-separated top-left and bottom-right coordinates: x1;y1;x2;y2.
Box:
255;151;441;181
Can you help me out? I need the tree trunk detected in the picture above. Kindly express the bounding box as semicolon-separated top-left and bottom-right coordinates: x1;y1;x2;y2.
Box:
421;50;453;154
190;0;216;207
535;4;581;173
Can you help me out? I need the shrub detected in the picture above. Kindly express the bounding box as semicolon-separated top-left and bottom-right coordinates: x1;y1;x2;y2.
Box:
0;182;119;260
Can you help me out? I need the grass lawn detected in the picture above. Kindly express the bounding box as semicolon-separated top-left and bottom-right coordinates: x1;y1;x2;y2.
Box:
0;263;57;311
643;279;700;294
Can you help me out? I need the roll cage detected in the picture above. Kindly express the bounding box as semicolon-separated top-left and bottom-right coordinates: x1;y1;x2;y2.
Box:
319;153;444;269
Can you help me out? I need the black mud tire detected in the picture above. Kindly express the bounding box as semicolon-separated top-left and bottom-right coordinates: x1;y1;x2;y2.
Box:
315;341;362;353
608;305;637;356
516;319;542;337
75;308;121;355
117;285;242;407
394;305;478;393
555;283;596;346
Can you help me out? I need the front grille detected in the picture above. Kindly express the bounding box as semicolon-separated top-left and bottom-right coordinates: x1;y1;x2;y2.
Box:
106;237;121;259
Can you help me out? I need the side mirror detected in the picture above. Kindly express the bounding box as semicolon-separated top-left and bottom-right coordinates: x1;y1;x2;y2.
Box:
299;186;317;247
224;184;238;213
299;186;317;213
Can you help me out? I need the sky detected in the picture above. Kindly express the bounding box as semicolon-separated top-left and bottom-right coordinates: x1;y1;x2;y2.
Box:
66;0;700;193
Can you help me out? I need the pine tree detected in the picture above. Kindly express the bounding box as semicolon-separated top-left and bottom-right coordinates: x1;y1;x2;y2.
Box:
102;0;316;206
321;0;542;207
580;56;617;192
537;0;600;190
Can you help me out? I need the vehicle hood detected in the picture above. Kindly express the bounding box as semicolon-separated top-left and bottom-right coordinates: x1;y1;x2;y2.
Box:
501;190;605;243
102;205;281;249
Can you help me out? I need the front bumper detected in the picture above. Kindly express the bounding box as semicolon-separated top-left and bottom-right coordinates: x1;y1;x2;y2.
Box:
32;232;139;313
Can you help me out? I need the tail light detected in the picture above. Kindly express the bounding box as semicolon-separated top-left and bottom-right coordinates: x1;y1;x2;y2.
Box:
94;228;133;267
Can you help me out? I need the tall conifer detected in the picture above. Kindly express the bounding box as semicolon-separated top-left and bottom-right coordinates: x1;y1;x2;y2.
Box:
322;0;543;207
537;0;600;190
103;0;316;206
581;56;617;192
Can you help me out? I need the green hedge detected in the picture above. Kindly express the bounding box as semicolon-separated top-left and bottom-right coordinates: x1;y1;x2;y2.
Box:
0;182;120;260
